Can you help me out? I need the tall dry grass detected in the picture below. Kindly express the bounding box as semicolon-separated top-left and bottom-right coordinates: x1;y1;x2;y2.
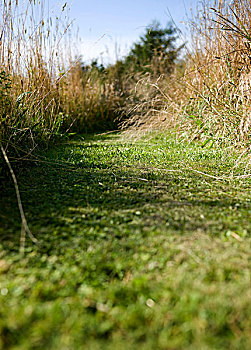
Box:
123;0;251;150
0;0;121;155
1;0;69;149
1;0;250;153
182;0;251;145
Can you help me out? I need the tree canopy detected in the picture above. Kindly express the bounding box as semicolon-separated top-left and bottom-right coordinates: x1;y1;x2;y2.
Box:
123;21;182;75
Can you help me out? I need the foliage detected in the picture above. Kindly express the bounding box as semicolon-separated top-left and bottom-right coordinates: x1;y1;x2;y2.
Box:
0;133;250;349
123;21;181;75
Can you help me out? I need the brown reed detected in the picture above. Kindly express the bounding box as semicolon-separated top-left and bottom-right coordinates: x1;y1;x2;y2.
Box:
123;0;251;149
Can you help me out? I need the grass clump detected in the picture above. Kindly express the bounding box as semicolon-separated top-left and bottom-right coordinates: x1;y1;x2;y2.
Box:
0;133;250;349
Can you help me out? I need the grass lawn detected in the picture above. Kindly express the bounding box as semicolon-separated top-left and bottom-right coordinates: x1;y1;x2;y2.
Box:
0;132;250;350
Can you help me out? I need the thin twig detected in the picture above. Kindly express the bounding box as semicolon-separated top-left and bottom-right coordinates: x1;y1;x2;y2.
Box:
141;165;250;180
1;144;38;253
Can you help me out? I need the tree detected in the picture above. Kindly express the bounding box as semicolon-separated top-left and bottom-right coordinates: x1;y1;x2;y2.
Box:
124;21;182;75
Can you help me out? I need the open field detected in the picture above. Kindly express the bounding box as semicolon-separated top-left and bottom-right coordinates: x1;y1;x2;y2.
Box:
0;133;250;350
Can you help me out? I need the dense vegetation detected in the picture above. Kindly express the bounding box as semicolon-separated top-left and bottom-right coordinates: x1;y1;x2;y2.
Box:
0;0;250;153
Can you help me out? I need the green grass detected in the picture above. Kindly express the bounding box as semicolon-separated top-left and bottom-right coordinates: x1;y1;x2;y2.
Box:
0;132;250;350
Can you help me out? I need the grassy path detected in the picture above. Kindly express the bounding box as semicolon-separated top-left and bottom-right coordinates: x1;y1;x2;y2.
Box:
0;133;250;350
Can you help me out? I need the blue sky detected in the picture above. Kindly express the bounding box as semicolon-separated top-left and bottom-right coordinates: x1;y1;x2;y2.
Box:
58;0;199;64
